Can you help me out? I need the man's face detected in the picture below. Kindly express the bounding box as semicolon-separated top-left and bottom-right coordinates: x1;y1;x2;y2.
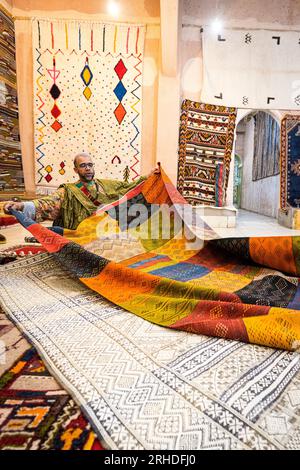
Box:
74;155;95;183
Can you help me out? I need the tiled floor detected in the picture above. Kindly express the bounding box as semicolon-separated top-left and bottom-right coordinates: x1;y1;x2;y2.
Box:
214;209;300;238
1;209;300;251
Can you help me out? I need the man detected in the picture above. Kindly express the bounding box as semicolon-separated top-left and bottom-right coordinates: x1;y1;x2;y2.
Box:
4;153;160;230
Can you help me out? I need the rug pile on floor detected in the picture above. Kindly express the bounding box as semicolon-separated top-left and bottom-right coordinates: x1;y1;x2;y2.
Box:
0;305;104;450
0;245;46;265
1;254;300;450
3;169;300;449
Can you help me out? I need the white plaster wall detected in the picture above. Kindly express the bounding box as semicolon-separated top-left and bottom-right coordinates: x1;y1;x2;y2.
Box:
155;0;182;184
183;0;300;30
181;25;202;102
239;117;280;218
235;132;245;157
180;1;300;106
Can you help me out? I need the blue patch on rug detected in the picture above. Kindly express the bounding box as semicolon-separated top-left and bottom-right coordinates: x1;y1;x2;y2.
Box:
150;262;210;281
130;255;168;268
287;283;300;310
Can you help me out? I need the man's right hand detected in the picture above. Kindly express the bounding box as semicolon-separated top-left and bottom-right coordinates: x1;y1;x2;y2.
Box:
3;201;24;214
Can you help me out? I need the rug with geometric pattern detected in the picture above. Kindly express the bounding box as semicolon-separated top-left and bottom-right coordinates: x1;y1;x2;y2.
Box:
0;306;105;450
177;100;236;206
32;19;145;192
280;114;300;209
1;255;300;450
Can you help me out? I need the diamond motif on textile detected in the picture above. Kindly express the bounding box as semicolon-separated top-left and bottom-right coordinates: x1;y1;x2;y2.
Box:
291;159;300;176
265;416;287;435
214;322;228;337
156;415;181;434
59;162;66;174
294;95;300;106
213;238;251;260
113;81;127;102
51;104;61;119
114;59;127;80
114;103;126;125
236;274;297;308
288;389;300;406
83;87;92;101
51;120;62;132
45;173;52;183
210;305;223;319
56;242;109;278
80;64;93;86
49;83;61;100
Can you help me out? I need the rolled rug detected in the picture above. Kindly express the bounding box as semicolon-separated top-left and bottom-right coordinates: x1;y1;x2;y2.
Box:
0;215;18;227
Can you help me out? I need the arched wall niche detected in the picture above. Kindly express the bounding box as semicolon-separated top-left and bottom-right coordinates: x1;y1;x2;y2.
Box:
227;109;281;218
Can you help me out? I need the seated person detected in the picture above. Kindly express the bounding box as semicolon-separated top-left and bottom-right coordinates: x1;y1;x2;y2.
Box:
4;153;159;230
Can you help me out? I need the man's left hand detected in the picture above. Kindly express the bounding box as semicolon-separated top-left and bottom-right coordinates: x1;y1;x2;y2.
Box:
150;164;161;175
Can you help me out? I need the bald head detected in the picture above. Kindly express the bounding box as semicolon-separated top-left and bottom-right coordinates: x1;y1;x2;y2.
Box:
73;152;92;168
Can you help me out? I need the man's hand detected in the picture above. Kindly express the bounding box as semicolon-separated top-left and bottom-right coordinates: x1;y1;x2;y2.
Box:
3;201;24;214
149;163;161;176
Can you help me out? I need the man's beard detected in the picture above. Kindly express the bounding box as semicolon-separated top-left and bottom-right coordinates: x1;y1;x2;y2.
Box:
79;171;95;183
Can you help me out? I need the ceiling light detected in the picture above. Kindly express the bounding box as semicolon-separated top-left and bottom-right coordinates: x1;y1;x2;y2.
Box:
211;18;223;34
107;1;120;18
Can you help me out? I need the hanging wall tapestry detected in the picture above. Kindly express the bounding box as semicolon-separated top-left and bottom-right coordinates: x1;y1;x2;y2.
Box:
177;99;236;206
280;114;300;209
201;28;300;110
252;111;280;181
0;5;24;193
32;19;145;193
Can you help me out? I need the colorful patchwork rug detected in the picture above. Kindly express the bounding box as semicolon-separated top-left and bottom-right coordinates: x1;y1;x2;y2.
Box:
0;306;104;450
280;114;300;209
1;255;300;449
6;169;300;351
177;100;236;206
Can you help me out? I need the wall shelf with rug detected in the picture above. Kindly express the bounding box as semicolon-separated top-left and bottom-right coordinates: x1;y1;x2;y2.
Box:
0;5;25;195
